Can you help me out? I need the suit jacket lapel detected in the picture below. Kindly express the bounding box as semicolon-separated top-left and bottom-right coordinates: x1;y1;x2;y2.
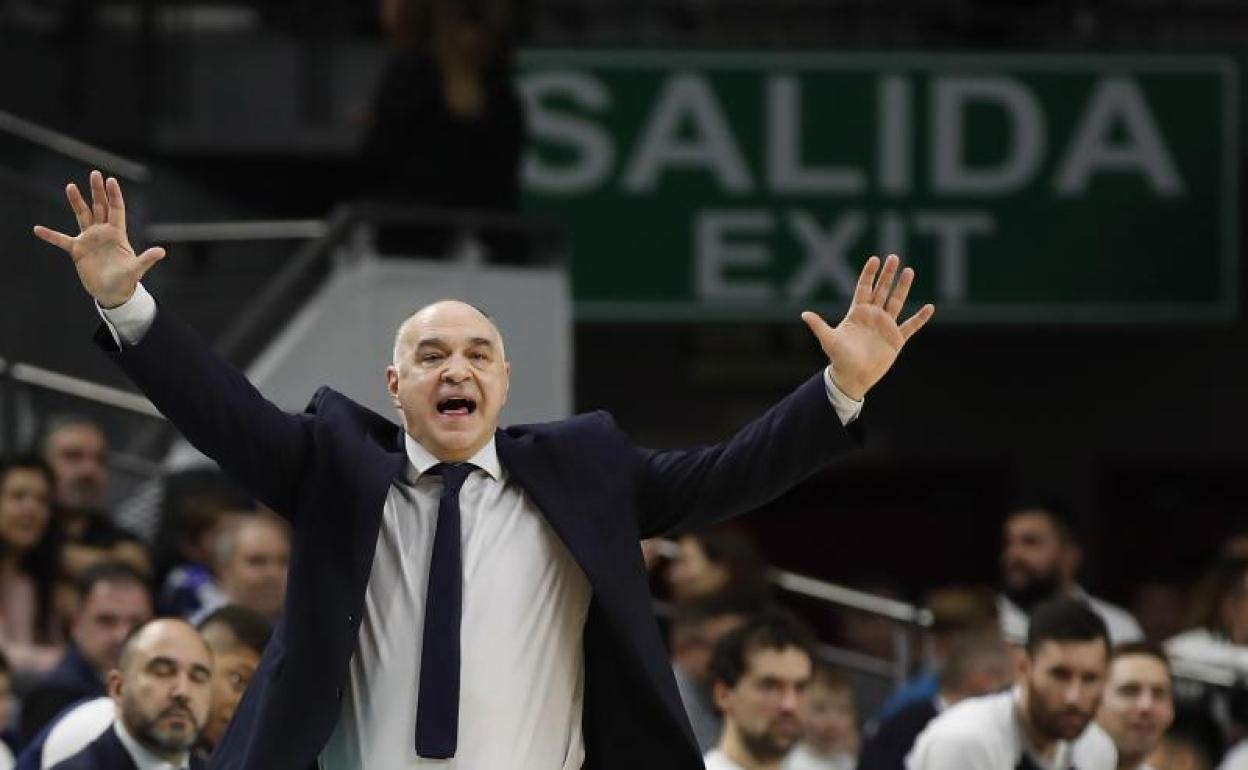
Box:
495;431;610;589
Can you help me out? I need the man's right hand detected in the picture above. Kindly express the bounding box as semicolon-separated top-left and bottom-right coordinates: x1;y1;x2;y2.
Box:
33;169;166;308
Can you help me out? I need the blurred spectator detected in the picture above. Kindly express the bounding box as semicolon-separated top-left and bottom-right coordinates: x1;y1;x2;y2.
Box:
0;652;15;765
361;0;526;259
857;632;1012;770
40;418;149;579
1095;642;1174;770
1152;733;1213;770
21;564;152;745
875;585;1000;722
0;455;64;675
783;664;857;770
49;619;211;770
704;612;814;770
1133;579;1191;647
1222;528;1248;562
157;501;249;620
999;502;1143;645
191;514;289;625
670;596;748;752
666;529;770;609
907;599;1116;770
1167;558;1248;674
194;605;271;754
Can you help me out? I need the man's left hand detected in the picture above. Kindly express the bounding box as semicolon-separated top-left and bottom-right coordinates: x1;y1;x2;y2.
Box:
801;253;935;401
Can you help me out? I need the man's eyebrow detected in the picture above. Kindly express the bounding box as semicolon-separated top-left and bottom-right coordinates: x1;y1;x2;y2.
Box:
415;337;496;349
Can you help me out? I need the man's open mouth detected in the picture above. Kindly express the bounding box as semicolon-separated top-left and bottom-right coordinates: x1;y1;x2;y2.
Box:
436;397;478;415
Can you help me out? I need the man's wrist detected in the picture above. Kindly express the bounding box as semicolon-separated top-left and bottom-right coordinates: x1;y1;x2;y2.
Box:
828;366;866;402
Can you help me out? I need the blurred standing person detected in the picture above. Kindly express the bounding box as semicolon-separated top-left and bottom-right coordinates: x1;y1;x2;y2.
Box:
670;597;749;752
875;585;1000;723
40;418;149;579
999;503;1142;646
1095;643;1174;770
666;529;771;610
783;665;858;770
1168;558;1248;673
0;455;64;675
191;514;289;625
362;0;526;258
20;565;152;744
857;632;1012;770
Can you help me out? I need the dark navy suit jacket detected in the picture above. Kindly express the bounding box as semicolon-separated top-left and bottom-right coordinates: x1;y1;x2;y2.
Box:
20;645;105;746
49;725;205;770
99;309;858;770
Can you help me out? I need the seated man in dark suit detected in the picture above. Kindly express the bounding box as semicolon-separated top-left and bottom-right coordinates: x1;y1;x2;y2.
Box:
21;564;152;744
50;617;212;770
33;173;935;770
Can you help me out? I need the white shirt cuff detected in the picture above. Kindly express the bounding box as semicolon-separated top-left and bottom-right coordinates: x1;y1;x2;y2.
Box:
97;283;157;347
823;366;863;425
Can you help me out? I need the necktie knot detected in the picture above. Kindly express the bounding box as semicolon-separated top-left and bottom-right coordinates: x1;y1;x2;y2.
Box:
431;463;474;497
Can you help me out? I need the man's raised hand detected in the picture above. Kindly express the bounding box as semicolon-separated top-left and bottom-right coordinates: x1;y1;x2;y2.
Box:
33;170;166;308
801;254;935;401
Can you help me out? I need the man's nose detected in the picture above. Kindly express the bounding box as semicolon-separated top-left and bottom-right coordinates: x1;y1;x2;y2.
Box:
441;355;470;380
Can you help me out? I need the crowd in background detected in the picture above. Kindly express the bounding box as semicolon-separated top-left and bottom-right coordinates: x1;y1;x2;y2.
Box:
648;511;1248;770
5;416;1248;768
0;418;289;768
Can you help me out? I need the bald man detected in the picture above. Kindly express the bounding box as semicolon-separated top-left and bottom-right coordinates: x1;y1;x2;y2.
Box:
50;619;212;770
34;172;935;770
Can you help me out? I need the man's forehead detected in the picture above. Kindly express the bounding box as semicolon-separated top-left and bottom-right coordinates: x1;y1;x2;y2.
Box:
131;624;212;666
400;301;503;346
1111;654;1170;682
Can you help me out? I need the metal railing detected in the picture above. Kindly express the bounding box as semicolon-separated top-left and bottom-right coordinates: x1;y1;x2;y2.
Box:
0;109;150;182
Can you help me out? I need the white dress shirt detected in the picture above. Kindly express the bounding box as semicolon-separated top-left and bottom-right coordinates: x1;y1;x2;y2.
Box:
100;284;864;768
998;589;1144;646
113;721;191;770
905;687;1117;770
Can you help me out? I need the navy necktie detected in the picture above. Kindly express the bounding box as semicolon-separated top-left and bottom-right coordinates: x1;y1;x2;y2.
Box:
415;462;474;758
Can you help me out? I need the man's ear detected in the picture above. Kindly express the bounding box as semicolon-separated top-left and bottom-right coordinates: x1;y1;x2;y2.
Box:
107;669;124;702
712;680;732;713
385;366;401;409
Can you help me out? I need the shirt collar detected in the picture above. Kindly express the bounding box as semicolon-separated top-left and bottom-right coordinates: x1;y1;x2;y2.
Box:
113;720;190;770
403;433;502;483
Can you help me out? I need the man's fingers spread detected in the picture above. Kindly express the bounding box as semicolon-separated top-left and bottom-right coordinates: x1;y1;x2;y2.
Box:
33;225;74;251
66;184;92;230
105;177;127;228
89;171;108;223
899;304;935;340
884;268;915;319
852;256;880;305
136;246;167;276
872;254;900;305
801;310;835;342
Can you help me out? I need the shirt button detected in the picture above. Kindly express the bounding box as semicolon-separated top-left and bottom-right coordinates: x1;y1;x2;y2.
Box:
347;614;354;624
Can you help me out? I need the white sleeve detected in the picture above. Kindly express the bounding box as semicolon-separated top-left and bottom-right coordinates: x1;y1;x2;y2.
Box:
823;366;864;425
96;283;157;347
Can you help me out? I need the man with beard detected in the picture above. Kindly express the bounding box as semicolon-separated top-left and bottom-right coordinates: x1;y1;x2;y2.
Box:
704;613;814;770
1095;644;1174;770
999;504;1142;646
41;417;149;577
907;598;1118;770
50;618;213;770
